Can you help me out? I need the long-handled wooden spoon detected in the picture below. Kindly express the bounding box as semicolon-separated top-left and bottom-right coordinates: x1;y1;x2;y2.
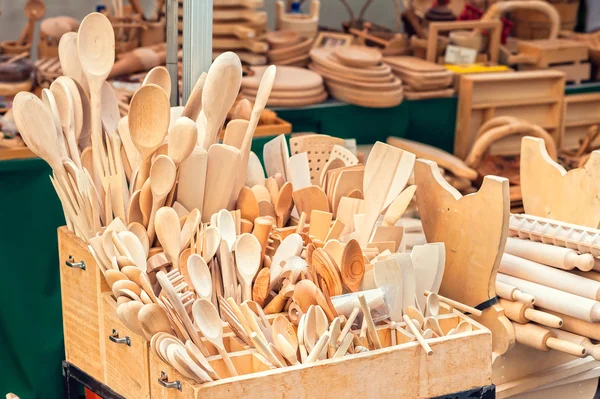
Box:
147;155;176;242
128;84;170;190
143;66;172;98
187;254;212;299
155;207;182;268
168;117;198;166
201;52;242;149
77;12;115;185
192;299;239;376
58;32;88;93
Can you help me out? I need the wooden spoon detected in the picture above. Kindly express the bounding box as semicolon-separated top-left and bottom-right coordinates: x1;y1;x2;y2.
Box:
201;52;243;149
40;88;68;158
147;155;176;242
192;299;239;376
185;340;221;381
155;207;182;268
128;84;170;190
13;92;67;183
77;12;115;182
139;303;173;339
274;182;293;228
118;301;145;336
235;233;261;301
426;292;440;317
118;231;147;271
143;66;172;98
19;0;46;44
382;185;417;227
203;226;221;262
58;32;88;92
168;117;198;166
187;254;212;299
182;72;207;122
217;209;237;249
232;65;277;206
50;79;79;161
105;269;128;287
252;268;271;307
128;222;150;256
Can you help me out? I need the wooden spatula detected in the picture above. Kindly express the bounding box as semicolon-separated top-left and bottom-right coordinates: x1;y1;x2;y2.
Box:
358;141;415;246
177;146;208;215
202;144;241;222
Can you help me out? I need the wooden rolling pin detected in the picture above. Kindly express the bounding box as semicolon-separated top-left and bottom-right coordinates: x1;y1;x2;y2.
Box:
497;274;600;322
505;237;594;271
499;298;562;328
549;328;600;360
538;308;600;341
500;253;600;300
512;322;586;357
496;281;535;304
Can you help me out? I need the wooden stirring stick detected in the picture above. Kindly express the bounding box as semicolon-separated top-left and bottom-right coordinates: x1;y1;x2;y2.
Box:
358;293;382;349
403;315;433;356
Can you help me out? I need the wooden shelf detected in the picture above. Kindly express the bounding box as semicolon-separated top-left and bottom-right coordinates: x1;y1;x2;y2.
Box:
472;98;559;110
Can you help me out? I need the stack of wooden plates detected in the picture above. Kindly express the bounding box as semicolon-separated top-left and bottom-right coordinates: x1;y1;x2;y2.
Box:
241;65;327;107
211;0;269;66
309;46;404;108
266;30;313;67
384;56;455;100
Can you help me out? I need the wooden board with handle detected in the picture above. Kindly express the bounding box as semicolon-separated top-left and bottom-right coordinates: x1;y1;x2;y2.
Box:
414;158;514;355
520;136;600;228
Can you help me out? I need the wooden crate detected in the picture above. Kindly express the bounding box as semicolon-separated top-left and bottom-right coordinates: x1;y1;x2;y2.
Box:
454;70;565;159
101;293;151;399
150;311;492;398
58;227;111;383
60;228;492;398
560;93;600;151
517;40;590;84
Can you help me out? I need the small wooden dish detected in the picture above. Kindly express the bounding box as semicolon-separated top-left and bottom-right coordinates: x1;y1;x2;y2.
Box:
333;45;382;68
266;30;302;49
267;37;313;62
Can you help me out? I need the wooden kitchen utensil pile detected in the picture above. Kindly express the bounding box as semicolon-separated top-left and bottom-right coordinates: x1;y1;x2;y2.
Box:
309;46;404;108
384;56;454;100
210;0;269;66
240;65;327;107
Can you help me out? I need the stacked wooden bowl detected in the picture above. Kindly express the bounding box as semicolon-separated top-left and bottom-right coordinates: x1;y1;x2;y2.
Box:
241;65;327;107
384;56;454;100
309;46;404;108
266;30;313;67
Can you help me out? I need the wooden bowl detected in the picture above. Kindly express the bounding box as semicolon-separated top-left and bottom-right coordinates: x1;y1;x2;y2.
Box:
0;55;34;82
0;41;32;55
266;30;302;50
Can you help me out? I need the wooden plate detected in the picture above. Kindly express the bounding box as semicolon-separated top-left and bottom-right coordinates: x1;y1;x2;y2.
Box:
242;91;327;107
242;85;324;98
309;62;397;84
333;45;382;68
242;65;323;91
267;37;313;62
309;64;402;91
310;47;392;77
327;83;404;108
383;56;447;73
266;30;302;49
403;87;454;100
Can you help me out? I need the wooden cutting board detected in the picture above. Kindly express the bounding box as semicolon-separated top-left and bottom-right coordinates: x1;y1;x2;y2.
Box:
325;80;404;97
386;137;478;181
383;56;448;73
403;88;455;100
212;37;268;53
313;64;402;91
327;84;404;108
241;91;327;107
309;62;397;84
521;136;600;228
242;85;325;99
333;45;382;68
289;134;345;184
268;37;313;63
414;158;514;355
242;65;323;91
310;47;392;78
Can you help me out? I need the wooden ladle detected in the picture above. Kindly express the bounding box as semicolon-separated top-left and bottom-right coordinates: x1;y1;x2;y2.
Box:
129;84;170;190
192;299;239;377
18;0;46;45
234;233;261;301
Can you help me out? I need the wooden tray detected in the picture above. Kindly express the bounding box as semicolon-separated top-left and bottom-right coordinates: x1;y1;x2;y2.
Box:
454;70;565;159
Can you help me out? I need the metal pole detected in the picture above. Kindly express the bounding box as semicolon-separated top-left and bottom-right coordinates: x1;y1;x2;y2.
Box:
165;0;179;106
182;0;213;105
